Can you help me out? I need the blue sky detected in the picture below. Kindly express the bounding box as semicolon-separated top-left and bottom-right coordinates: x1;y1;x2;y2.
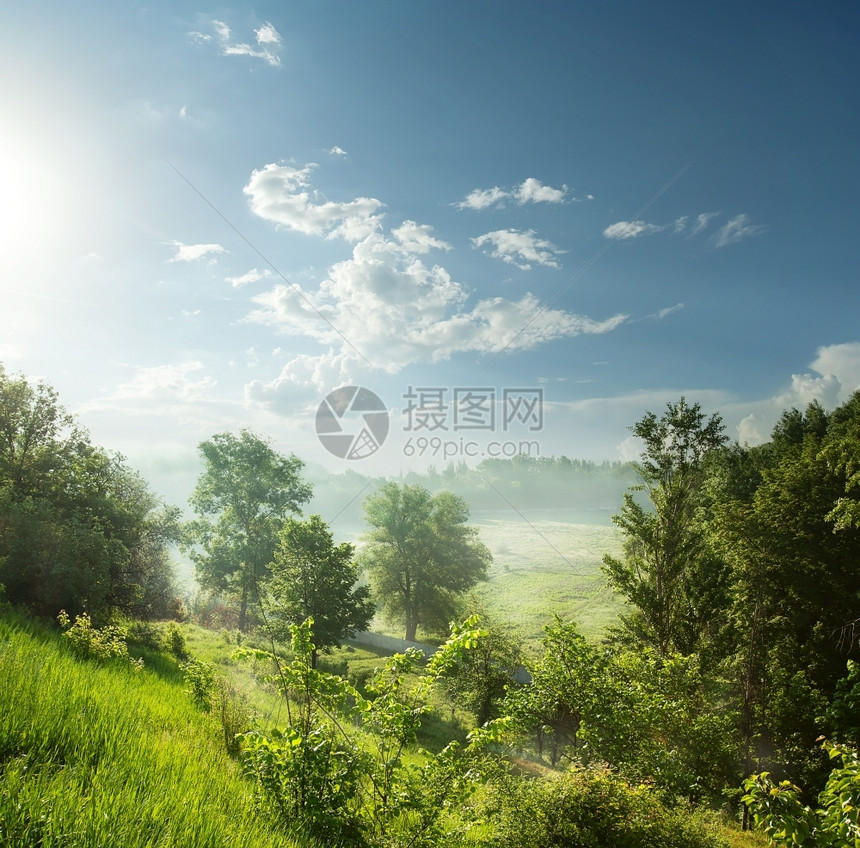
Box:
2;1;859;503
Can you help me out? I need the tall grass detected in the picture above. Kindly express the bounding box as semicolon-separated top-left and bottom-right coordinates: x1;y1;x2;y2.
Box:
0;609;310;848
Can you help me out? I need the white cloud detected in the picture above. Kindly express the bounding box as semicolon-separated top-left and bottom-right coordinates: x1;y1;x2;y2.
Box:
114;361;216;401
245;351;371;411
692;211;720;234
602;220;666;240
391;221;451;254
328;146;348;156
457;186;509;211
514;177;568;204
603;211;765;247
810;342;860;396
652;303;684;320
226;268;274;287
254;23;281;45
244;162;384;242
456;178;570;210
711;214;767;248
192;19;283;67
472;228;564;270
166;241;227;263
243;229;626;383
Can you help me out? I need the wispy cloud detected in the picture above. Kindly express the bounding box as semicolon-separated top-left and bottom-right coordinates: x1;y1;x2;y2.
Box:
602;210;765;248
114;361;216;401
190;19;283;67
166;241;227;263
226;268;274;288
456;178;573;210
328;146;348;156
710;213;768;248
472;228;564;270
244;162;384;242
602;220;667;240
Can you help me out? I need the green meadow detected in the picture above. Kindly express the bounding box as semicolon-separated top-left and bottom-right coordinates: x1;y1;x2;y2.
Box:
471;509;625;645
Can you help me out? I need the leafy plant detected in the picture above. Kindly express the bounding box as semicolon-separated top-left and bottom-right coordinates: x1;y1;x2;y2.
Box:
57;610;136;665
237;615;492;847
742;740;860;846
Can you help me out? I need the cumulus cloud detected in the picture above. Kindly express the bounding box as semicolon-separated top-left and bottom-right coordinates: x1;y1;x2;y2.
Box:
244;162;384;241
710;214;768;248
390;221;451;254
166;241;227;263
514;178;568;204
328;146;348;156
190;19;283;66
456;178;570;210
242;229;626;390
472;228;564;270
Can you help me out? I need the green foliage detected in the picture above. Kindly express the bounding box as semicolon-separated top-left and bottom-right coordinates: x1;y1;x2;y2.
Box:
473;764;729;848
238;616;491;847
266;514;374;665
181;658;217;711
164;620;189;659
505;618;737;801
0;364;180;621
441;607;523;726
360;482;492;641
742;741;860;846
57;609;137;666
185;429;312;631
603;397;729;658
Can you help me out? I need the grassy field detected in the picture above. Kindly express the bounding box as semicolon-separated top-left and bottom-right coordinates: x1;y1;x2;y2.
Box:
470;508;625;646
334;507;627;647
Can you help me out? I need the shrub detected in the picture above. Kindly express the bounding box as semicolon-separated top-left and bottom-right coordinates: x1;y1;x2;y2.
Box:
476;764;728;848
164;621;189;660
57;610;134;664
742;739;860;846
182;658;216;711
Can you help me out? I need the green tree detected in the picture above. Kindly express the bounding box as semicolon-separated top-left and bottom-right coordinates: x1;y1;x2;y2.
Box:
186;430;312;631
441;607;523;726
0;364;179;619
709;399;860;790
359;482;491;641
602;397;729;657
266;515;374;667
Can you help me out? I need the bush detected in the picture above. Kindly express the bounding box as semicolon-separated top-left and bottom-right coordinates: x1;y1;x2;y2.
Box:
182;658;216;711
57;610;136;665
164;621;189;660
742;739;860;846
476;765;728;848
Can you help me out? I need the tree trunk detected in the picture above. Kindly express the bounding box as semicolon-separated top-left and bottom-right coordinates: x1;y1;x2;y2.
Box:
239;583;248;632
405;617;418;642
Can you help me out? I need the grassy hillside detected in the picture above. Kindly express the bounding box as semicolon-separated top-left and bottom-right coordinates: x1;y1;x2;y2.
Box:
0;608;309;848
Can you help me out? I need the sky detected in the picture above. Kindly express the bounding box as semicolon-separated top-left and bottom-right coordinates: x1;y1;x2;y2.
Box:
1;1;859;508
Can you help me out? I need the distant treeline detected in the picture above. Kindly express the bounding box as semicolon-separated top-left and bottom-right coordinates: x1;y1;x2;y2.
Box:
307;456;638;523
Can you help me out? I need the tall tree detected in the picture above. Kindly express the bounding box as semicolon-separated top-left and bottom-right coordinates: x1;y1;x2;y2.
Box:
186;430;312;631
602;397;729;656
266;515;374;667
359;483;491;641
